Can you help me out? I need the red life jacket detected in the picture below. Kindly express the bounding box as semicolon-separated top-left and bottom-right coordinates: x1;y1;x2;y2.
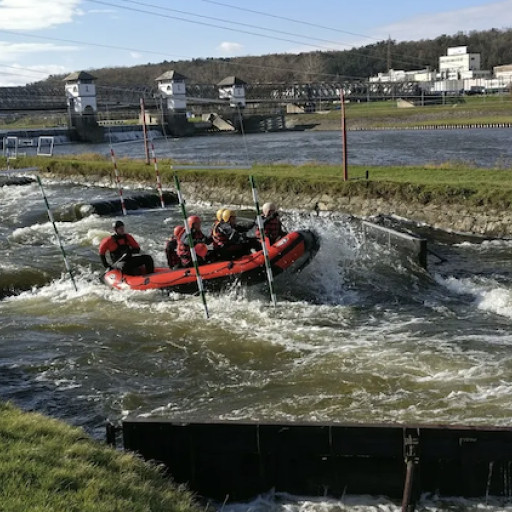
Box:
165;236;181;268
256;216;285;245
99;233;140;262
177;230;208;266
212;222;229;248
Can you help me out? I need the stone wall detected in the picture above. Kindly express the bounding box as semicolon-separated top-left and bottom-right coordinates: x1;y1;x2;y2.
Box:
44;171;512;237
180;180;512;237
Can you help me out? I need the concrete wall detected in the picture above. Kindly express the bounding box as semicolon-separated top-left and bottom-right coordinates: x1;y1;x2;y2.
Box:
42;171;512;237
179;180;512;238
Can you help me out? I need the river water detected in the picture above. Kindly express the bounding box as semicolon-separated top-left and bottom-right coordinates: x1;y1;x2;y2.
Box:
38;126;512;168
2;129;512;510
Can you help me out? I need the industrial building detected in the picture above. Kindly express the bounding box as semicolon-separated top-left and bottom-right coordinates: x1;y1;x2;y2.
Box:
370;46;510;94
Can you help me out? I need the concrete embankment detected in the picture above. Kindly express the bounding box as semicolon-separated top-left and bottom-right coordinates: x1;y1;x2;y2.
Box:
37;170;512;238
177;179;511;238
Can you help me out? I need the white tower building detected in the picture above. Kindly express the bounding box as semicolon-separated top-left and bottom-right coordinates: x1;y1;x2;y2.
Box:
64;71;97;114
218;76;247;107
155;70;187;111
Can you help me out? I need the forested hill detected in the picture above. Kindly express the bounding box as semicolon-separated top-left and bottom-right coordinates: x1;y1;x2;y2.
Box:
38;28;512;88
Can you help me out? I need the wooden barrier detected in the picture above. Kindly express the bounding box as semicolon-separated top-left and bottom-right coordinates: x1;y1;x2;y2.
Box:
115;418;512;507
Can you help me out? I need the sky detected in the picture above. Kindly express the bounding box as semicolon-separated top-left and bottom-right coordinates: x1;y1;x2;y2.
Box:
0;0;512;86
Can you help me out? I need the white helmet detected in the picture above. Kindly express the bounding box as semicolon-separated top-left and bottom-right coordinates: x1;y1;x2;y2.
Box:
262;202;277;216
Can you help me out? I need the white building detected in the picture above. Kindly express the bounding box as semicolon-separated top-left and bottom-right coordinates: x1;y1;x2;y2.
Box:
155;70;187;111
368;45;508;95
369;68;435;83
64;71;97;114
494;64;512;84
218;76;247;108
438;46;488;80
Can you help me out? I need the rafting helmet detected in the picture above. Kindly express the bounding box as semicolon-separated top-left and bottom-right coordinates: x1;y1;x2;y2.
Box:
221;209;235;223
262;202;276;216
173;225;185;237
216;208;225;221
112;220;124;230
187;215;201;229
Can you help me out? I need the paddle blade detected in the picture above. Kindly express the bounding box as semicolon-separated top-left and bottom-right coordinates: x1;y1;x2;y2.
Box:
195;243;208;259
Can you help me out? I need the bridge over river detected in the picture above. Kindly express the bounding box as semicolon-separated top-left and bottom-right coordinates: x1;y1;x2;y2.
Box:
0;80;428;114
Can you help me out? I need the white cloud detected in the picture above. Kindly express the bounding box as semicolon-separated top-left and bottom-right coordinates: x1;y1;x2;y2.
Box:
87;8;116;14
217;41;244;55
130;51;143;60
375;0;512;42
0;63;68;86
0;0;82;30
0;42;77;62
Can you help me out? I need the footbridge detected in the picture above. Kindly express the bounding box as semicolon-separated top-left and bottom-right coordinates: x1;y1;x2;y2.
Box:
0;80;426;113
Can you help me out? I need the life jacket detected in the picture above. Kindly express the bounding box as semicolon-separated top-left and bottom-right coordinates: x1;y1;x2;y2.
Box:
256;215;285;245
177;230;208;266
212;222;229;248
165;237;181;268
98;233;139;262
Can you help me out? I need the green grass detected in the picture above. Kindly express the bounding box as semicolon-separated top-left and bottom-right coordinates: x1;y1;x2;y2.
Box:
5;154;512;209
293;95;512;128
0;401;200;512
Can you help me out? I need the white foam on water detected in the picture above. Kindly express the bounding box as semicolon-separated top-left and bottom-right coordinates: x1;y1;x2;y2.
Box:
436;274;512;319
220;490;512;512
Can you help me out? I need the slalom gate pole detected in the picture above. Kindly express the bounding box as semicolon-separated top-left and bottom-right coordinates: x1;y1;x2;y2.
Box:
173;174;209;319
150;142;165;208
36;175;78;292
340;90;348;181
109;147;127;216
140;97;150;165
249;175;277;308
236;103;250;167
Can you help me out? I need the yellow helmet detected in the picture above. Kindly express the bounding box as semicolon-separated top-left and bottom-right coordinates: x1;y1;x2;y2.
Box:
216;208;225;221
222;209;235;222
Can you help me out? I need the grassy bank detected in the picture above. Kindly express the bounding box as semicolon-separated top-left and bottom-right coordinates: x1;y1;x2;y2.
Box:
0;401;200;512
291;95;512;129
5;154;512;210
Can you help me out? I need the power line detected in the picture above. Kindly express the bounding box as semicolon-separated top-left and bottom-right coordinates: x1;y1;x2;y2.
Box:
193;0;432;68
197;0;379;41
114;0;356;49
85;0;431;70
85;0;342;52
0;29;369;81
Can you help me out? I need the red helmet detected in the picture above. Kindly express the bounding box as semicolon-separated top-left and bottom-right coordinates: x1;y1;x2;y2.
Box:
187;215;201;229
173;225;185;237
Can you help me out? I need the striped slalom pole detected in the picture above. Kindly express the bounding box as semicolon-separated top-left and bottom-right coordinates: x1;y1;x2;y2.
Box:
140;97;150;165
173;174;209;319
340;90;348;181
36;175;78;292
150;142;165;208
249;175;277;308
110;147;127;216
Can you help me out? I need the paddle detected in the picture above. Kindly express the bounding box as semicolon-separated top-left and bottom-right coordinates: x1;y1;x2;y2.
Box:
249;175;277;308
173;174;210;319
101;250;129;277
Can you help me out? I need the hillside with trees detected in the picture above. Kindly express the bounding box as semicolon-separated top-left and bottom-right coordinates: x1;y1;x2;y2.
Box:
37;28;512;88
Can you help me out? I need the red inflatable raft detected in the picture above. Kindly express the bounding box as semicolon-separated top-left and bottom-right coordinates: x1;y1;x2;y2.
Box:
102;230;320;294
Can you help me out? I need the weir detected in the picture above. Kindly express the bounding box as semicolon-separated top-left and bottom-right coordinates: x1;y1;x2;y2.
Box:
362;220;428;269
112;418;512;509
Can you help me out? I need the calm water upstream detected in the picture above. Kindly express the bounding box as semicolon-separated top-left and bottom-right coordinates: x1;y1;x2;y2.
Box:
2;129;512;510
49;127;512;168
